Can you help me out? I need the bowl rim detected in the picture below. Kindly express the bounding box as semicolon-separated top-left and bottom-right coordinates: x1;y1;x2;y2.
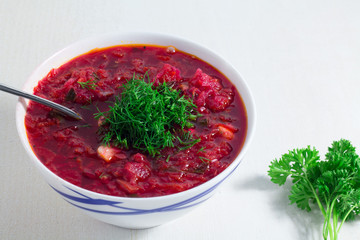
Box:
16;32;257;202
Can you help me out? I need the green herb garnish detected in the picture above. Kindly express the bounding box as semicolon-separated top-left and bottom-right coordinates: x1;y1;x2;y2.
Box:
92;72;100;81
65;88;76;102
78;80;97;90
78;73;99;90
176;131;201;150
95;75;199;156
77;124;91;128
80;105;91;110
199;156;211;163
197;146;206;153
268;139;360;240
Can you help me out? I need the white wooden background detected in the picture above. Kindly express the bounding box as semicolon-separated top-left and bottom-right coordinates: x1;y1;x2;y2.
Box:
1;1;360;239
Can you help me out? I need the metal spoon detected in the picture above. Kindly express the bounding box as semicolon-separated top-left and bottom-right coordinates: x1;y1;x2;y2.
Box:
0;83;82;120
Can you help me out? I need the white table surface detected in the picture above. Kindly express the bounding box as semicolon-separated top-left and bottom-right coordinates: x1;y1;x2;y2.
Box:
1;1;360;239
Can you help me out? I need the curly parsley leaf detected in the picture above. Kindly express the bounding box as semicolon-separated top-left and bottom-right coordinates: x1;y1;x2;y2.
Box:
268;146;320;185
268;139;360;240
268;157;292;186
289;178;315;211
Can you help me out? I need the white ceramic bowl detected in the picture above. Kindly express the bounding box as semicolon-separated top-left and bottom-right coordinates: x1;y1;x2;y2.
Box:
16;32;256;229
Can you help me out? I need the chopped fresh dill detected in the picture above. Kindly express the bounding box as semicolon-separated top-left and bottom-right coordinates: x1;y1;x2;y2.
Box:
78;72;100;90
80;105;91;110
65;88;76;102
95;75;200;156
87;97;93;105
92;72;100;81
77;124;91;128
199;156;211;163
177;132;201;151
78;80;97;90
197;146;206;153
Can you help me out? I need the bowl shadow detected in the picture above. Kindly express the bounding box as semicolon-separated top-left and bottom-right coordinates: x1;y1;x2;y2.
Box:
236;174;323;240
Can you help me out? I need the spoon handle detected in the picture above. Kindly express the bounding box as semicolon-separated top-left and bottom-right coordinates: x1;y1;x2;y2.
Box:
0;83;82;120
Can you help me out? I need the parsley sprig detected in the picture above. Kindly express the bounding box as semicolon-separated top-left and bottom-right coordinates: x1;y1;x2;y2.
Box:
95;75;200;156
268;139;360;240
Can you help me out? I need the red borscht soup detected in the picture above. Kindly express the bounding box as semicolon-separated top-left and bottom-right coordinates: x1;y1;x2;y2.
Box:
25;45;247;197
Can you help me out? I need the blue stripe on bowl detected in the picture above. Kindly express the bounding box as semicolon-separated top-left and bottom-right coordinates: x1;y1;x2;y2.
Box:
51;161;240;215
